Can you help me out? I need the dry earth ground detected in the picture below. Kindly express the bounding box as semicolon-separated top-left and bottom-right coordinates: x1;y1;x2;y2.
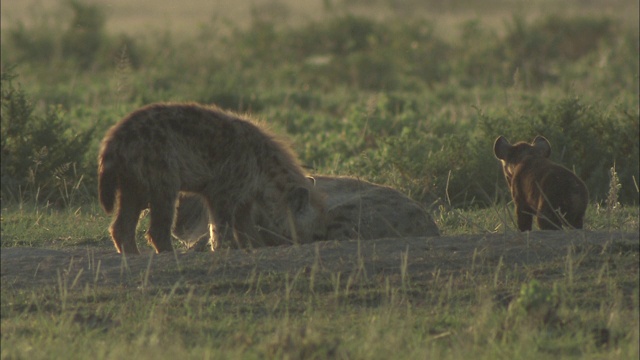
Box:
2;231;638;292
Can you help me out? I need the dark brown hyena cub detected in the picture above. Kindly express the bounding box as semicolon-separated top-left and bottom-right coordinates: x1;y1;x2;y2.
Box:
493;135;588;231
98;102;326;254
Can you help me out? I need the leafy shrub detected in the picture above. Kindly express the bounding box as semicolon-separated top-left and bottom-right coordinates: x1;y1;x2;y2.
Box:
304;95;638;208
61;0;107;69
506;280;561;327
501;15;614;87
479;97;639;205
4;0;141;71
6;21;60;65
1;69;94;205
1;3;637;211
454;20;505;87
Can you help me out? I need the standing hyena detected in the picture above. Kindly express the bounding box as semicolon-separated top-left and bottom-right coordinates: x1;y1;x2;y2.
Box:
172;175;440;251
98;102;327;254
493;135;588;231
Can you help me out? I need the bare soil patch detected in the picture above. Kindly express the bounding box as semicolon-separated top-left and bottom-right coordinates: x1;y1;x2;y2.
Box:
2;231;637;292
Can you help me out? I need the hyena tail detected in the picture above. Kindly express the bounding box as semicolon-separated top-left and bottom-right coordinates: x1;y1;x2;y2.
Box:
98;151;118;214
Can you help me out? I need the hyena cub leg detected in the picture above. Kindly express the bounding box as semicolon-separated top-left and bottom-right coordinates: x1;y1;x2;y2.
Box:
110;186;146;254
146;192;178;253
515;206;534;232
536;204;564;230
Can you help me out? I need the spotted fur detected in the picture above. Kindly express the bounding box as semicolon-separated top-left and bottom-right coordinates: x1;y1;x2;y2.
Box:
98;102;326;254
173;176;439;251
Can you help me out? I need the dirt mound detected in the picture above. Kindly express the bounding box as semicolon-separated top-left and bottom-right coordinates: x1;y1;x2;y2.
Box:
2;231;638;291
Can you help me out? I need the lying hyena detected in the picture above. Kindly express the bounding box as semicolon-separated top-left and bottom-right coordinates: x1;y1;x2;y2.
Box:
173;176;440;251
318;176;440;240
98;102;326;254
493;135;588;231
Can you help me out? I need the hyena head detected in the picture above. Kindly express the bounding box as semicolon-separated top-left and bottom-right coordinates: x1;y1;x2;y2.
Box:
493;135;551;184
286;185;327;243
172;175;439;251
252;183;327;246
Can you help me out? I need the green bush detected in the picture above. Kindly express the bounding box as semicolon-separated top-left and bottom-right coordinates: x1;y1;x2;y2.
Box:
4;0;141;71
1;4;637;209
500;15;614;87
6;21;59;65
1;69;94;205
61;0;107;69
478;97;639;205
305;95;639;208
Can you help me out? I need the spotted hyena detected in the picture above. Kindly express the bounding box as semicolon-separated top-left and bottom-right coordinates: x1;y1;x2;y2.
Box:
493;135;588;231
317;176;440;240
173;175;440;250
98;102;326;254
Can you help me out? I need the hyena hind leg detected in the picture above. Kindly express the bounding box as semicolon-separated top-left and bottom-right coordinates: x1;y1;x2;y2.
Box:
564;211;585;229
110;187;146;254
146;192;178;253
516;207;534;231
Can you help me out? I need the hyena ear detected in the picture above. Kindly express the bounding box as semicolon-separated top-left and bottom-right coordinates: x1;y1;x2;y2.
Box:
287;187;311;214
306;176;316;186
493;136;511;160
532;136;551;158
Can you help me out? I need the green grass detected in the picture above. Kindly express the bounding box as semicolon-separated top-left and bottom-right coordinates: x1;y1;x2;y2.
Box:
2;0;638;207
2;201;639;359
0;203;110;249
2;203;638;359
1;0;639;358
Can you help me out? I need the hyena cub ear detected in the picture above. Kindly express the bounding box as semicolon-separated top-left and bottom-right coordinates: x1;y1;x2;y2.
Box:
531;135;551;158
493;136;511;161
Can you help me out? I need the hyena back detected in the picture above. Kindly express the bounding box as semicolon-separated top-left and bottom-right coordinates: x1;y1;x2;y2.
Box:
173;175;439;250
493;135;588;231
98;102;326;254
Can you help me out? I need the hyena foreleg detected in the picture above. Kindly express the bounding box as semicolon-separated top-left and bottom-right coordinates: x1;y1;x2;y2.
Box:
515;205;534;232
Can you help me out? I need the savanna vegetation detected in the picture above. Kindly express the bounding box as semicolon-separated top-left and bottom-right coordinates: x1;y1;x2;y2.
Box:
1;0;638;359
